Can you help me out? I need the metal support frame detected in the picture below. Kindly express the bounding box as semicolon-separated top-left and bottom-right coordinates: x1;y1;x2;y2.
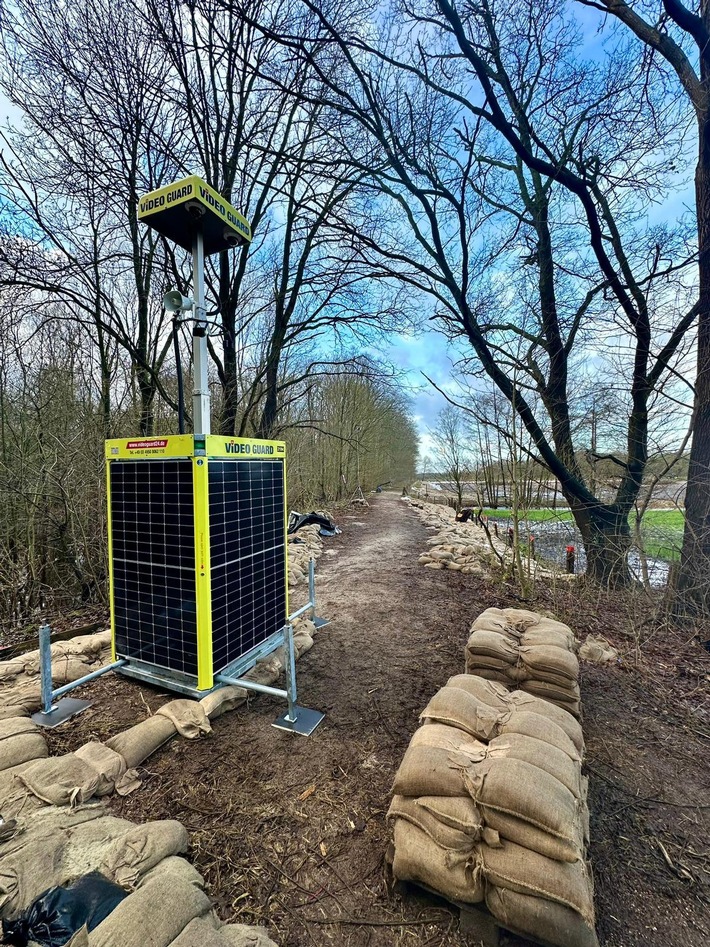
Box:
31;554;329;731
32;624;127;728
217;622;324;736
192;231;210;436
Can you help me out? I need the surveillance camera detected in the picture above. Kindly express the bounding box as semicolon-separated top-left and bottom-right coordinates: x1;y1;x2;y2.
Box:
164;289;194;312
185;200;206;220
223;228;242;249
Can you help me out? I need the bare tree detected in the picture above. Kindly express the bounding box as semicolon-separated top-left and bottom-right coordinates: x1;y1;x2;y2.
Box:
430;405;471;509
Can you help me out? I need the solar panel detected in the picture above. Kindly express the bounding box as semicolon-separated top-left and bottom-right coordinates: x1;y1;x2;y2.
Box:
209;460;287;672
106;436;287;691
110;459;198;675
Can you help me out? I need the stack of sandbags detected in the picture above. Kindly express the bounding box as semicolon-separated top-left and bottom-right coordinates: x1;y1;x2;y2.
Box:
388;675;597;947
287;523;323;587
0;631;113;715
465;608;581;718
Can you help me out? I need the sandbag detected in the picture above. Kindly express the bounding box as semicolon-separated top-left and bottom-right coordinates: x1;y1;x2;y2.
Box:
465;631;518;664
496;711;579;760
138;857;204;891
0;717;47;772
388;796;482;852
0;812;134;919
420;687;500;741
481;806;582;863
485;732;581;797
391;746;470;798
507;692;584;753
106;715;177;768
155;701;211;739
17;755;107;807
2;871;127;946
87;873;211;947
392;819;483;904
411;723;486;754
100;821;189;888
481;841;594;922
446;675;509;709
200;686;246;720
74;743;127;796
486;885;599;947
519;645;580;684
463;757;583;858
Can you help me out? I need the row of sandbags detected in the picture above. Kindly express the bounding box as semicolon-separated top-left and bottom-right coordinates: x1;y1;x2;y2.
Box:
0;631;113;719
0;692;278;945
0;616;321;945
405;498;504;575
466;608;581;719
388;674;597;947
287;523;324;588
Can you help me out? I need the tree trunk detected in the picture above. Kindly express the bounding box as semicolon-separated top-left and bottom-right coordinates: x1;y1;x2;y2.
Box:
571;501;632;587
676;105;710;612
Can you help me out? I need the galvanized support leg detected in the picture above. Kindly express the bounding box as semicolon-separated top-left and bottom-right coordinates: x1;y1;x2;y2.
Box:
308;558;330;629
284;623;298;723
308;559;316;621
271;622;325;736
39;624;54;715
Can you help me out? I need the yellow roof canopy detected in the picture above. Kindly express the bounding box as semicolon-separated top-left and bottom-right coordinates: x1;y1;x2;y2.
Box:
137;175;251;254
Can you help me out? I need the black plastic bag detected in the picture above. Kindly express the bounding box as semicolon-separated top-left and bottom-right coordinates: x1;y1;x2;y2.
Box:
2;872;127;946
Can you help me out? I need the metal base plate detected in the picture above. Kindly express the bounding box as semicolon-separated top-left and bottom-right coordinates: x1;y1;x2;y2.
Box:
313;616;330;629
272;705;325;736
31;698;92;728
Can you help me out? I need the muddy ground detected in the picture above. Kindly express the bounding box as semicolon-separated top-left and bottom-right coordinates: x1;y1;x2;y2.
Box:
46;493;710;946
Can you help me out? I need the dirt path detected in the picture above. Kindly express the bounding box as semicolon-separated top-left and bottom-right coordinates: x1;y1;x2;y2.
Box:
46;493;710;947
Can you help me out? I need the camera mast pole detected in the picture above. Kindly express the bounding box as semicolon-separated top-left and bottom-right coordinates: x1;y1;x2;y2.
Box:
191;230;210;436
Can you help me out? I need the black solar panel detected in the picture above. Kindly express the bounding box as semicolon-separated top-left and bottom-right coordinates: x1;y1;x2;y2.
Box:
209;460;287;673
110;460;198;675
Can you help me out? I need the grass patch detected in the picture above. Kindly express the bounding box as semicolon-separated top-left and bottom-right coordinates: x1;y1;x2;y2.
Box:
483;508;573;523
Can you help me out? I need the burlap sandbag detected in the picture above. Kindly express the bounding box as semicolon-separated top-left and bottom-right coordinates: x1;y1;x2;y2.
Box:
521;626;577;651
0;706;29;721
518;645;580;685
155;700;212;739
481;806;582;863
168;916;279;947
106;715;177;768
471;608;537;636
88;873;211;947
74;742;127;795
485;732;581;796
138;856;205;891
0;808;128;919
411;723;487;755
463;757;583;858
388;796;482;852
446;675;509;709
520;682;581;719
200;686;246;720
496;711;579;760
101;820;189;888
17;754;106;806
507;692;584;753
391;745;470;797
486;885;599;947
481;841;594;922
0;717;47;772
465;631;518;664
420;687;501;741
392;819;483;904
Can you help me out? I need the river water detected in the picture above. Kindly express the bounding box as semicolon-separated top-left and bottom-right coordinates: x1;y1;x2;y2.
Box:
487;514;672;588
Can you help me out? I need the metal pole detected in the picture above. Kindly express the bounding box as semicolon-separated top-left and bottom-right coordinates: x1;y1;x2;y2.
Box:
191;231;210;436
39;624;53;715
308;558;316;621
284;623;298;723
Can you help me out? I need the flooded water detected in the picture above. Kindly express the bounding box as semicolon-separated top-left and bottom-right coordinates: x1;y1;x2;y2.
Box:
487;513;672;587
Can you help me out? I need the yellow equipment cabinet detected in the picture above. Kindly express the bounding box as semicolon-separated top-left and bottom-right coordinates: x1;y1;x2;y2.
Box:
105;434;287;693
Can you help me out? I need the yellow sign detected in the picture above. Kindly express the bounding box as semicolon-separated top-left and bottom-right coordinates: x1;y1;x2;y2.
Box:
137;175;251;254
104;434;285;460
